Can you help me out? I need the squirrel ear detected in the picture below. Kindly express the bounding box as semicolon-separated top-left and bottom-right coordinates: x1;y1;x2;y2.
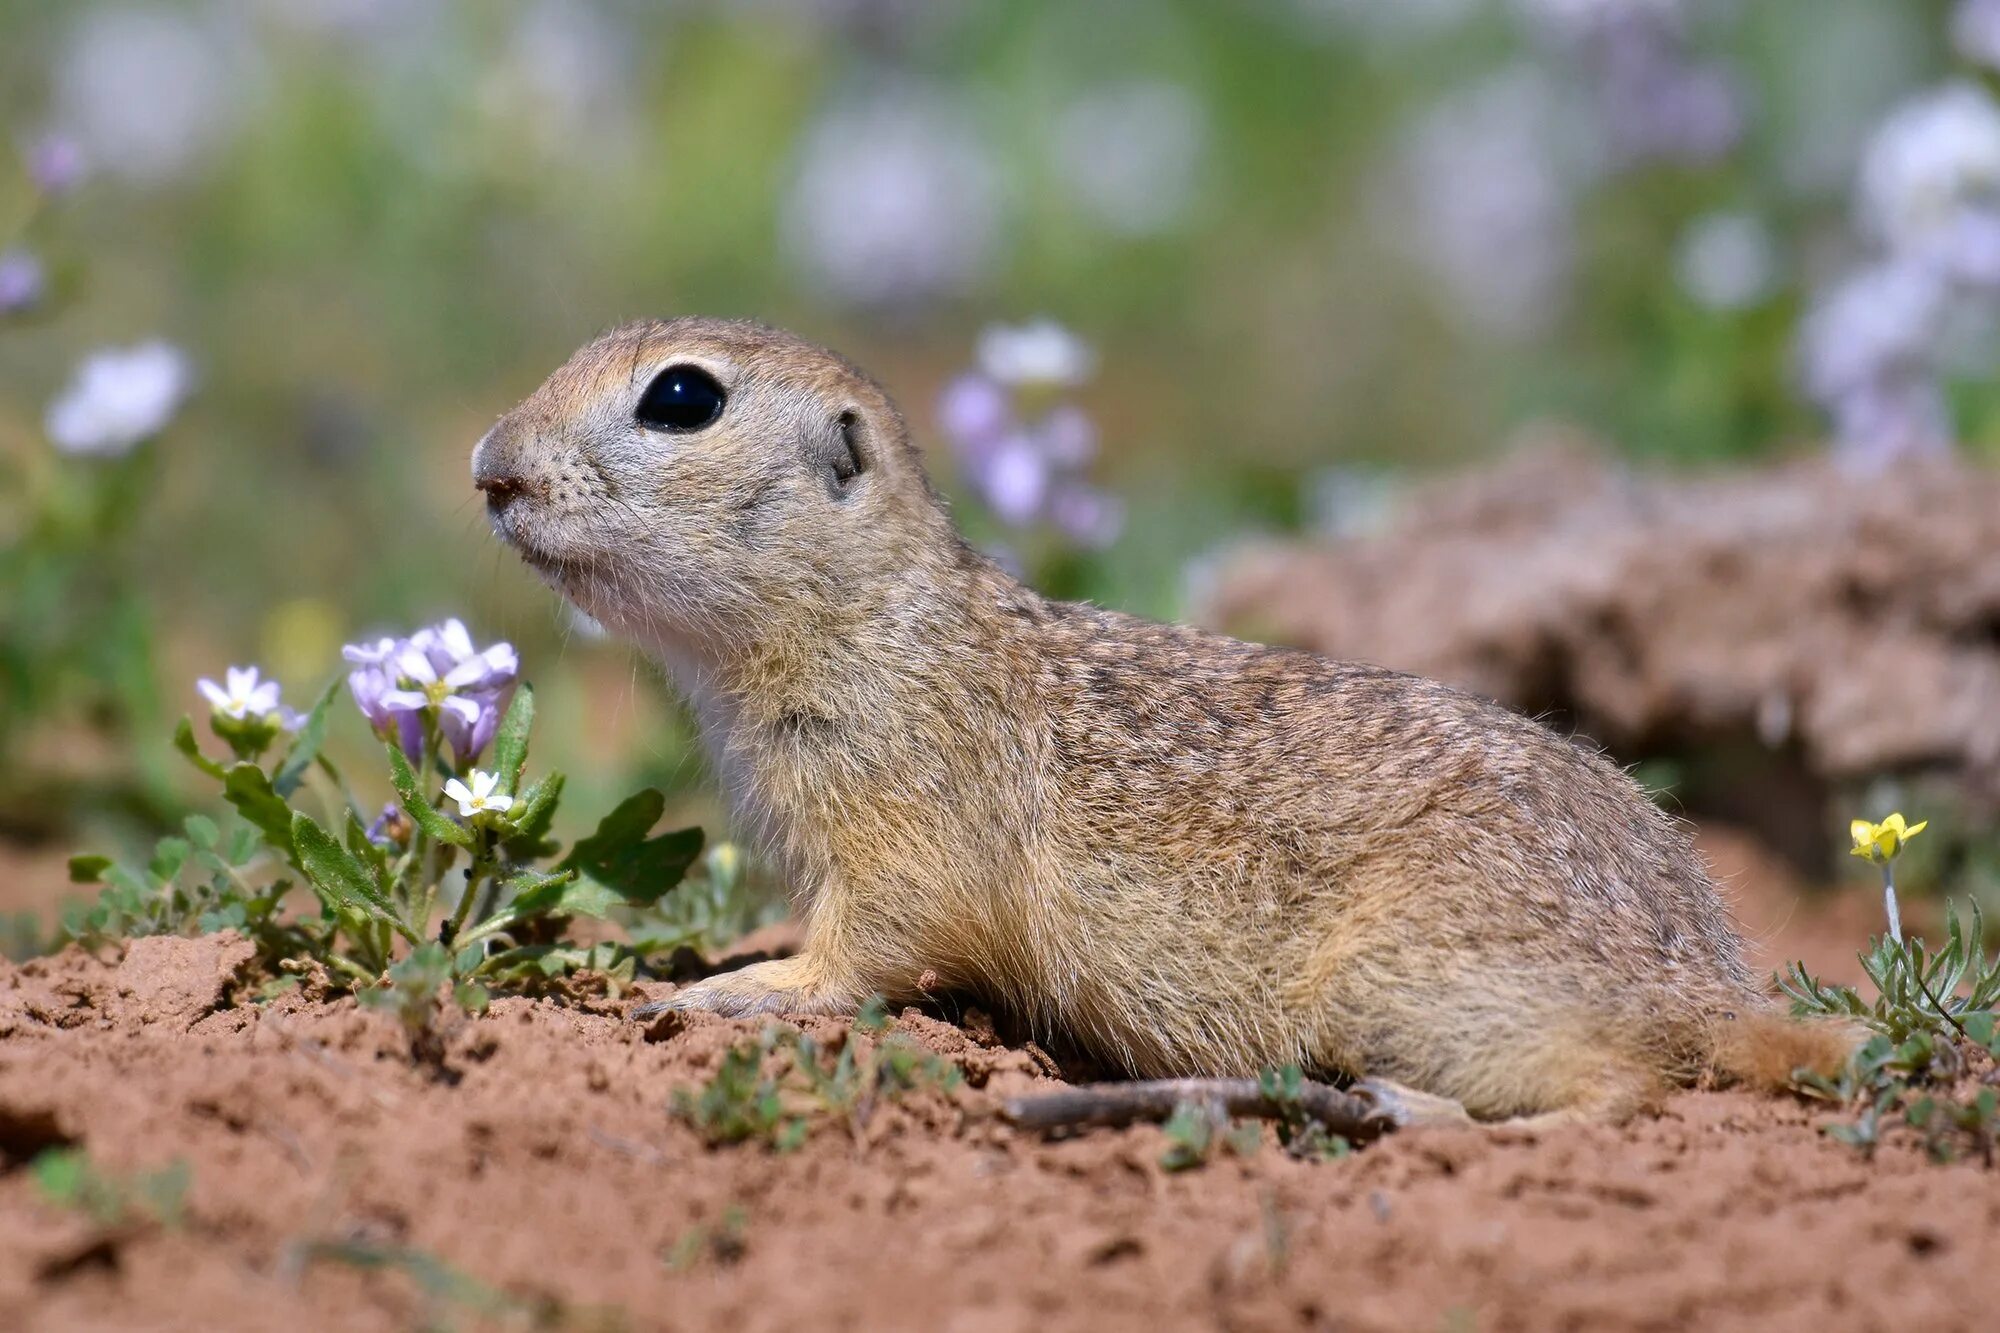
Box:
807;408;869;496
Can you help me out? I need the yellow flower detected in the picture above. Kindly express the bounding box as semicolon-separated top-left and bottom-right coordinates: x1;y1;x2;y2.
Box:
1849;812;1927;864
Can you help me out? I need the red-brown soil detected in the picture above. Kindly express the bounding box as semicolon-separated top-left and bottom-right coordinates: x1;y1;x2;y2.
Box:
1202;443;2000;866
2;825;1994;1333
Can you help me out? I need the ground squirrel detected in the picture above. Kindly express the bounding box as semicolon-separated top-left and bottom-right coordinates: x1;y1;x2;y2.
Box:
472;318;1852;1121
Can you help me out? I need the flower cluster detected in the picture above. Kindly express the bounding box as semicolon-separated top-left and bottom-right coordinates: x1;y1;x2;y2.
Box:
936;321;1123;550
1515;0;1741;169
344;619;518;768
1800;80;2000;467
44;340;192;457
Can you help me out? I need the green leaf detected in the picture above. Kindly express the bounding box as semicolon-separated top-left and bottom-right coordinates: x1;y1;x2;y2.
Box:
501;771;564;860
173;717;226;780
385;743;473;849
291;813;416;941
224;824;261;867
183;814;220;850
148;837;192;884
273;677;341;798
507;868;624;920
559;789;703;905
344;811;392;891
68;855;112;885
224;764;295;858
490;684;533;793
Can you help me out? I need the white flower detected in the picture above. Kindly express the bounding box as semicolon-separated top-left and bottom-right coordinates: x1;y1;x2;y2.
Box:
45;341;192;457
197;666;281;721
976;320;1097;389
780;83;1002;309
1857;82;2000;258
54;7;239;186
443;770;512;818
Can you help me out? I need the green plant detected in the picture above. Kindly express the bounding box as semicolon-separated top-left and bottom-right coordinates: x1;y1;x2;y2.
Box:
664;1206;750;1271
1779;812;2000;1162
32;1148;189;1230
1258;1065;1354;1162
64;621;706;1028
672;1000;962;1151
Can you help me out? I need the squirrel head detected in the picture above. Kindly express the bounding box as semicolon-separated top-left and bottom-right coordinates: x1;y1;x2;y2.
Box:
474;318;958;657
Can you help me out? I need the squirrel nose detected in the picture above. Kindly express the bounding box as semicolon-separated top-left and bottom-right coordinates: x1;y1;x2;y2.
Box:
476;473;524;513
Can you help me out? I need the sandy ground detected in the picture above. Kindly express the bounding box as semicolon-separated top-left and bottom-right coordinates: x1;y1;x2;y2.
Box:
1;827;1993;1333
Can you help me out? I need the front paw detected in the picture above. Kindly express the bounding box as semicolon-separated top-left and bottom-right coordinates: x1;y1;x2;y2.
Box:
632;958;856;1021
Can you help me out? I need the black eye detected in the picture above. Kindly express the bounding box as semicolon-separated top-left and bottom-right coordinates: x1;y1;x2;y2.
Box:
635;365;726;432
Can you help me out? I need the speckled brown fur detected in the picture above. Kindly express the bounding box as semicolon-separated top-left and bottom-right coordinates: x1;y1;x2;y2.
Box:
472;318;1853;1120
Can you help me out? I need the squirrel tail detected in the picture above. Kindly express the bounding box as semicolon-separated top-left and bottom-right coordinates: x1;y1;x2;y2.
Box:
1705;1002;1863;1091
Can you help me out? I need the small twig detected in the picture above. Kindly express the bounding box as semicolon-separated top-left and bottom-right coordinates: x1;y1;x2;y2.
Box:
1000;1077;1399;1143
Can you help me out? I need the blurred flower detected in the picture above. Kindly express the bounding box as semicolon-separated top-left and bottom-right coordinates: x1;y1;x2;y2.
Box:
1052;80;1208;237
1800;82;2000;466
44;341;192;457
977;320;1097;389
1048;485;1125;549
1674;211;1777;311
1511;0;1740;167
444;771;512;819
346;620;518;766
1391;67;1580;339
53;6;243;186
365;802;413;848
0;250;45;315
481;1;636;168
24;132;88;196
1856;82;2000;263
197;666;281;722
1798;262;1953;465
1954;0;2000;70
781;82;1002;308
937;322;1122;550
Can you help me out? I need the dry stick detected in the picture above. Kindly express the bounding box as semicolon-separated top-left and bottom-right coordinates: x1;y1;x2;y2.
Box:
1000;1077;1397;1142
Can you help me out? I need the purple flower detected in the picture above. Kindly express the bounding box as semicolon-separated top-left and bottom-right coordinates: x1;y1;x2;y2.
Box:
26;132;87;196
934;321;1123;551
343;619;517;766
937;373;1010;451
980;439;1050;527
0;250;44;315
1049;485;1125;550
1956;0;2000;71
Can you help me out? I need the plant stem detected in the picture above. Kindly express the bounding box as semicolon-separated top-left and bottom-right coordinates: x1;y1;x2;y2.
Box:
447;826;493;945
1882;865;1903;944
414;721;441;930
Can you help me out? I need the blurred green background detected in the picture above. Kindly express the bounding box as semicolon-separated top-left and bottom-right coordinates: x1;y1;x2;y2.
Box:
3;0;1998;919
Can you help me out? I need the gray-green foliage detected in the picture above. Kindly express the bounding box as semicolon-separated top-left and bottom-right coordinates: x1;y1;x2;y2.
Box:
65;676;706;1021
1782;902;2000;1162
672;999;963;1151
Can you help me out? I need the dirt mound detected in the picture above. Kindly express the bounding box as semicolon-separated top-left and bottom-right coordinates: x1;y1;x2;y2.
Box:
1203;444;2000;867
3;927;1997;1331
